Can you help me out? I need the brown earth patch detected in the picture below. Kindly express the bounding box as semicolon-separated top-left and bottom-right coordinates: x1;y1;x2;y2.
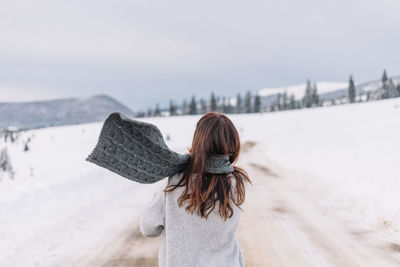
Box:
390;243;400;253
241;141;257;153
249;162;279;178
273;206;289;214
348;230;371;237
99;224;160;267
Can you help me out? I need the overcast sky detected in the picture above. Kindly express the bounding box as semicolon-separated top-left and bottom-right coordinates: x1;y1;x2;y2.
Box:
1;0;399;111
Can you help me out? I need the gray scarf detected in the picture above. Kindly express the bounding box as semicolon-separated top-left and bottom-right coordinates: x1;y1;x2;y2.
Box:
205;154;234;173
86;112;234;184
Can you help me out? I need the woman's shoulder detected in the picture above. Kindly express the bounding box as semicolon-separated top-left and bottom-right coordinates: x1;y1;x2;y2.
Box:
167;172;184;186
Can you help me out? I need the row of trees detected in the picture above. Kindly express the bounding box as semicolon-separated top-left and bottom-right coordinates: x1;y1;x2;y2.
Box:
268;80;321;112
0;130;34;180
274;69;400;112
137;69;399;117
136;91;262;117
348;70;400;103
374;70;400;100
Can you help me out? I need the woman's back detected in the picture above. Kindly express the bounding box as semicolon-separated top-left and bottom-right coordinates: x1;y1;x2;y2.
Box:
140;172;245;267
140;112;250;267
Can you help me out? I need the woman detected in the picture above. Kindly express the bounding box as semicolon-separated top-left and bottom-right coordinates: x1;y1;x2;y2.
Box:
140;112;251;267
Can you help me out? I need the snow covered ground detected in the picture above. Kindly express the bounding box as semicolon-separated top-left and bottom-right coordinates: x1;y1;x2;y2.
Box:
0;124;161;266
235;98;400;239
1;97;400;266
147;97;400;239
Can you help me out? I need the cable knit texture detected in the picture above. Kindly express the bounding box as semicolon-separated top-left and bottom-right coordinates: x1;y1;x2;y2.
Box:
86;112;189;184
140;172;245;267
86;112;234;184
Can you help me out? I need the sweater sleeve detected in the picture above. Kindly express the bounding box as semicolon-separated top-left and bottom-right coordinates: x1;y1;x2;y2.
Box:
139;187;165;238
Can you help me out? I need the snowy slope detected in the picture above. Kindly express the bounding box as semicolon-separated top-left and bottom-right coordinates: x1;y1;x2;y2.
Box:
357;75;400;92
1;98;400;266
232;99;400;238
259;82;348;99
0;122;163;266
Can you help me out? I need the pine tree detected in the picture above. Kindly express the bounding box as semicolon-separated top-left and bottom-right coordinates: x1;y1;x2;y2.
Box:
289;94;296;109
0;147;14;179
282;91;288;110
254;95;261;112
0;148;10;172
188;96;197;115
387;78;398;98
397;84;400;97
181;99;188;115
348;75;356;103
303;79;313;108
277;93;282;110
382;69;388;84
154;103;161;116
235;93;242;113
24;139;30;152
169;100;177;116
244;91;252;113
210;92;217;111
226;98;234;113
216;95;222;112
222;96;227;113
381;69;389;99
311;83;319;106
199;98;207;114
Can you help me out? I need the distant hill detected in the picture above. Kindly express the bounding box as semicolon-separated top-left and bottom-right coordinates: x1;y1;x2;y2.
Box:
0;94;134;130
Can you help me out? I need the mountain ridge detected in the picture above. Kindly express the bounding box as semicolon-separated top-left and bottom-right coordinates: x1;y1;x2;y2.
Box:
0;94;134;130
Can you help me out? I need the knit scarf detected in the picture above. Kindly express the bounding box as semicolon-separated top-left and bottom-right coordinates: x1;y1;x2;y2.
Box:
204;154;234;174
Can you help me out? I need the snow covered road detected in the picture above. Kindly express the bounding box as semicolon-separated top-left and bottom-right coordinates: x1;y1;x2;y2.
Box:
237;142;400;267
55;142;400;267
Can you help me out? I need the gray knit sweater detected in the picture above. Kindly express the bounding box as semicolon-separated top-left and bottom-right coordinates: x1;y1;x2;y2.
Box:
139;172;245;267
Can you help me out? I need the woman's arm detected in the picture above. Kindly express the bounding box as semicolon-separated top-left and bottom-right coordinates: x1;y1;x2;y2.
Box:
139;188;165;238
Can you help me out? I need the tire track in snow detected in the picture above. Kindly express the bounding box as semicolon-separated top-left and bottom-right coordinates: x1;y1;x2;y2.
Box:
272;209;331;267
237;141;400;267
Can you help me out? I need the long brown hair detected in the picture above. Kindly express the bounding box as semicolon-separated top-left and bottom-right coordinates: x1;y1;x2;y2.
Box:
164;112;251;221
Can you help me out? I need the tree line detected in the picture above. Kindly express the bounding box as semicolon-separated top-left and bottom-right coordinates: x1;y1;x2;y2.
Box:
136;69;400;117
135;91;262;117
